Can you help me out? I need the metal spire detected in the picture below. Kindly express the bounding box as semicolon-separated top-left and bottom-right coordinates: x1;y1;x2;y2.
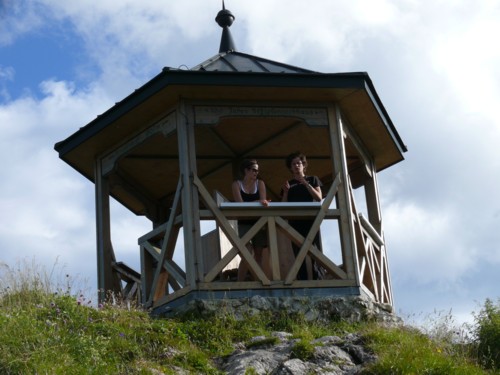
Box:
215;0;236;53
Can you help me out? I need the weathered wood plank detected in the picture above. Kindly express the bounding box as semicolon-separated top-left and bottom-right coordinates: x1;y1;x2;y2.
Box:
328;104;359;283
196;278;357;290
101;111;176;176
147;178;183;305
284;173;341;284
267;217;281;280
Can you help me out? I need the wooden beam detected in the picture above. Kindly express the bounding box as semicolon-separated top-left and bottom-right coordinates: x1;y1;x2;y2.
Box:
267;217;281;280
364;162;382;233
359;214;384;246
328;104;360;283
177;101;198;287
283;173;341;284
202;220;264;282
147;178;183;306
101;111;176;176
109;170;158;218
192;104;329;126
341;114;372;177
195;119;304;183
197;278;357;290
95;160;120;302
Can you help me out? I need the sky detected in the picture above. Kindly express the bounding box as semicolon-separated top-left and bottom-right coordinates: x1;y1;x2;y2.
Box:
1;0;499;327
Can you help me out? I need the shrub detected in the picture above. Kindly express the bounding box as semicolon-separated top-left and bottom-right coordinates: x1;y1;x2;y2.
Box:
472;298;500;370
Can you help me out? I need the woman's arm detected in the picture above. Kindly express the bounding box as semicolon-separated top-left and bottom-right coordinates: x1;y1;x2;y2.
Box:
308;176;322;201
281;180;290;202
308;184;322;202
258;179;270;206
232;180;243;202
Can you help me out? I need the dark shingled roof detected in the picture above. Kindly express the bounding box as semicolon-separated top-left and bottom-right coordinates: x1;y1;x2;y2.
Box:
192;51;316;74
208;1;315;74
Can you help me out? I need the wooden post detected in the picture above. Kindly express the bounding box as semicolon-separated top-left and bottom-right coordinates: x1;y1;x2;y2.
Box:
365;162;382;234
185;104;204;283
327;104;360;284
95;159;120;302
176;101;202;287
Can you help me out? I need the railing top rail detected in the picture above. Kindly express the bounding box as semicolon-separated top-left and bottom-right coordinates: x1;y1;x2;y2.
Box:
218;203;339;220
220;202;322;209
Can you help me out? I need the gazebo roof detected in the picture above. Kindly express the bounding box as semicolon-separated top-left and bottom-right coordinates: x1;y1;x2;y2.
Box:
192;50;315;73
54;59;406;169
54;7;406;217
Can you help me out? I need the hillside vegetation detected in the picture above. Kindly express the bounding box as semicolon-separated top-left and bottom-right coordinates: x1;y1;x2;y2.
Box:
0;261;498;374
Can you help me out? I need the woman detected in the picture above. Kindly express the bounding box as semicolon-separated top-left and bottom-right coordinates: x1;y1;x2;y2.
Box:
232;159;271;280
281;151;322;280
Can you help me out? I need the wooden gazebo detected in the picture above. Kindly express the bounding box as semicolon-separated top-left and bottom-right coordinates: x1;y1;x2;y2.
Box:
54;5;406;314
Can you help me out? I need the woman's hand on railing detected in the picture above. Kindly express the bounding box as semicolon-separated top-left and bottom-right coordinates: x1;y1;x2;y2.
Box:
259;199;271;207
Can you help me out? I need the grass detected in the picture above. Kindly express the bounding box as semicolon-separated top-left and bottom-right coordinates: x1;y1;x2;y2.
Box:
361;325;486;374
0;260;498;374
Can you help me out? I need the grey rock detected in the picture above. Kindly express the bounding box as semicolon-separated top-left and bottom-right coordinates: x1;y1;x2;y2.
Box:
275;358;310;374
220;331;377;374
173;295;402;374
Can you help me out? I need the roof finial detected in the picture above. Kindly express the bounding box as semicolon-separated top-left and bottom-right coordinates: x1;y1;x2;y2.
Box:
215;0;236;53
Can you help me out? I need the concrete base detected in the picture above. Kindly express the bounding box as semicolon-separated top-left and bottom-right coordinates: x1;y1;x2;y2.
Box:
150;288;399;324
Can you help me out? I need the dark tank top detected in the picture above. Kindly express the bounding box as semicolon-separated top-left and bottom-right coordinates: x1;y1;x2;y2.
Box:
239;180;259;225
239;180;259;202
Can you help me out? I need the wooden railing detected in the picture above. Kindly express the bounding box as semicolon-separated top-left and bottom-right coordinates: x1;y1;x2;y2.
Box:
137;172;392;308
353;210;393;306
138;174;355;308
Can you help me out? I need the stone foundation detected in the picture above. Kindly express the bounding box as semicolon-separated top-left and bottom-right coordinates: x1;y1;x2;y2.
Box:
158;294;402;325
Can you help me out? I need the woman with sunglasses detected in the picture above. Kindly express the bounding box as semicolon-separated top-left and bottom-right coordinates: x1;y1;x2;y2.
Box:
232;159;271;280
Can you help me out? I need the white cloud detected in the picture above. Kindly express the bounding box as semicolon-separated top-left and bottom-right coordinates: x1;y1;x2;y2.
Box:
430;3;500;116
0;65;15;101
384;202;476;284
0;0;46;46
0;65;14;81
39;0;219;78
0;75;116;284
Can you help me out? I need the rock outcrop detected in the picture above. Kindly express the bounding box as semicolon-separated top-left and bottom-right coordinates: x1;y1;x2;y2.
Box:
176;295;403;374
219;331;378;374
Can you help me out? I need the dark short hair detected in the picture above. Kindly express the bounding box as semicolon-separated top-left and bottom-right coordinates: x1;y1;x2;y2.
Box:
285;151;307;170
239;159;258;177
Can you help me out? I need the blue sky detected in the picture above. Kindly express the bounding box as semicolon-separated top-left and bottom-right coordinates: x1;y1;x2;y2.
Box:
1;0;499;327
2;28;87;99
